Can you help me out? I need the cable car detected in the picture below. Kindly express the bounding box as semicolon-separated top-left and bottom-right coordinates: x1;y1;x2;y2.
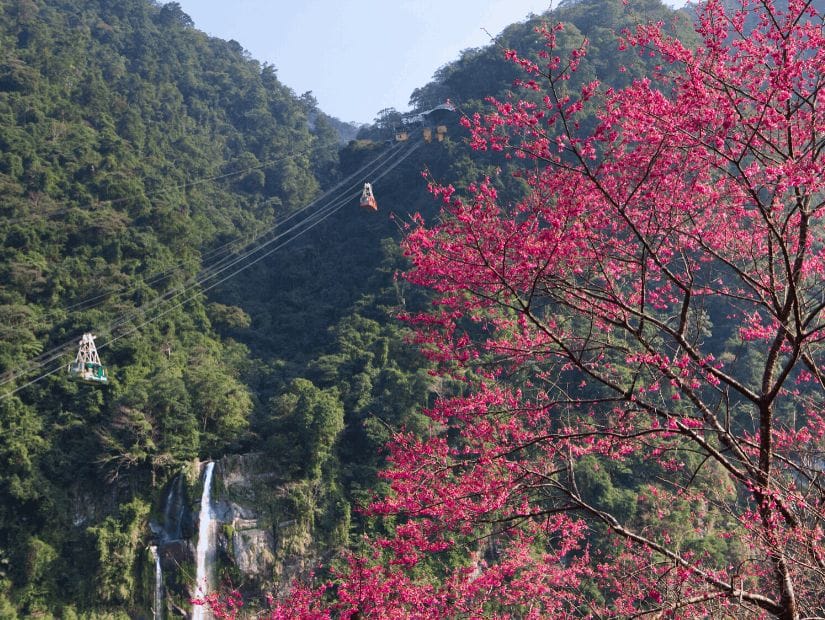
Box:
67;333;108;385
360;182;378;212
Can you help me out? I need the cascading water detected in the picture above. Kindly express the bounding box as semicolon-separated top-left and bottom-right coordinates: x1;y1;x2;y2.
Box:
192;461;215;620
150;545;163;619
163;474;185;541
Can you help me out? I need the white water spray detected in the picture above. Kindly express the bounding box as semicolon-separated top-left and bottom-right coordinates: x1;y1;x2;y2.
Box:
150;545;163;619
192;461;215;620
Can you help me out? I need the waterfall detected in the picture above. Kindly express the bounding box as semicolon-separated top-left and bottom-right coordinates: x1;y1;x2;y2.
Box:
163;474;185;541
150;545;163;619
192;461;215;620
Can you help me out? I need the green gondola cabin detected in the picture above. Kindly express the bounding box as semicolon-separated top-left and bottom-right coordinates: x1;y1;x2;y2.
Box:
67;333;108;385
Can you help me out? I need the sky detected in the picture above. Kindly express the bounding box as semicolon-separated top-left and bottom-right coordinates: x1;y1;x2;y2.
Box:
173;1;683;125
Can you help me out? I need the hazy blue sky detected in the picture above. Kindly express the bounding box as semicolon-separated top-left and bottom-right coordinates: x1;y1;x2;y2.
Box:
174;1;684;124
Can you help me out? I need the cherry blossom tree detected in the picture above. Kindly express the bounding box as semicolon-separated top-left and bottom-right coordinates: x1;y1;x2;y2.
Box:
207;1;825;617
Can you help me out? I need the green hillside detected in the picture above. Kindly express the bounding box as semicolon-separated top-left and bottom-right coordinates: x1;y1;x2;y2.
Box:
0;0;344;612
0;0;696;615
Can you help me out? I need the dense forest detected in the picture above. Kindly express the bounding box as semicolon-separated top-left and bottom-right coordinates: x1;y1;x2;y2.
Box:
0;0;761;616
0;0;346;613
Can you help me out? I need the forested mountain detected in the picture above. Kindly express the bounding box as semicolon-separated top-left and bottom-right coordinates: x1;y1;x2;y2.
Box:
0;0;705;616
0;0;344;613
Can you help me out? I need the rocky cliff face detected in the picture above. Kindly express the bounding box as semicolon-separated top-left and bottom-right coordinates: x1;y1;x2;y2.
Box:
151;453;324;615
213;453;318;587
214;454;278;581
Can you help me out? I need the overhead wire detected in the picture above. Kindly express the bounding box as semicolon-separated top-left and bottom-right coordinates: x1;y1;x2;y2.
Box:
102;140;413;335
15;140;397;325
0;138;422;399
102;139;422;346
0;142;406;391
108;138;419;358
29;140;409;322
